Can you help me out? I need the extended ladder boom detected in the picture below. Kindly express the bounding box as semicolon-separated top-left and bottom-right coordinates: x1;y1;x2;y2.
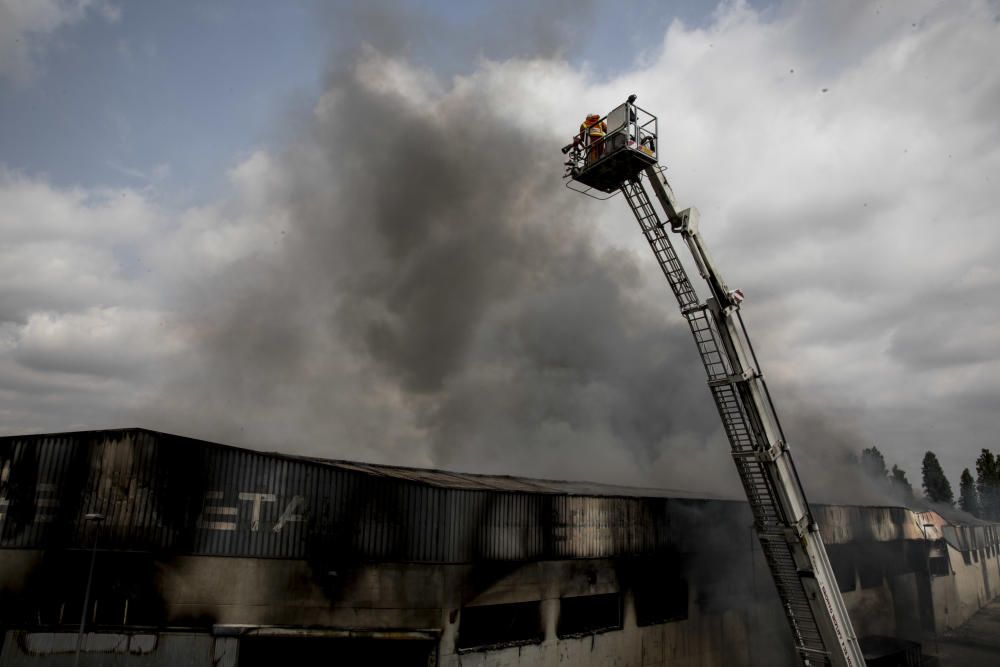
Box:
562;97;864;664
627;166;864;666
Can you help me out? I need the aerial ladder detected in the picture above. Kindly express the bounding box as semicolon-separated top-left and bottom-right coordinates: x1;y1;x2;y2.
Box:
563;96;866;667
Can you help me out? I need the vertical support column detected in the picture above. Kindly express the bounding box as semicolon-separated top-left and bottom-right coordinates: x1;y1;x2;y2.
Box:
213;636;239;667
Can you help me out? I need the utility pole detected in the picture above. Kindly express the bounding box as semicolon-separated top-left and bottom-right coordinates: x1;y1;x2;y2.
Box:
74;512;105;667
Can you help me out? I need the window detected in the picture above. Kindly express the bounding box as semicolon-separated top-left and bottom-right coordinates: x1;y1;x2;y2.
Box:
24;550;163;628
881;542;906;577
926;540;951;577
634;577;688;626
961;550;972;566
457;601;542;651
239;638;433;667
557;593;623;638
929;556;950;577
907;540;940;573
827;545;856;593
857;555;884;590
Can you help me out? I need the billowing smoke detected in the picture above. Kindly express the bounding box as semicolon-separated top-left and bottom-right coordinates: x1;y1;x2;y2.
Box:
143;42;737;491
780;403;915;506
5;2;996;505
140;5;940;504
147;48;899;501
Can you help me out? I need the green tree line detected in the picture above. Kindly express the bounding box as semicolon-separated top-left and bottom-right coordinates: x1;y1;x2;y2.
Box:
857;446;1000;520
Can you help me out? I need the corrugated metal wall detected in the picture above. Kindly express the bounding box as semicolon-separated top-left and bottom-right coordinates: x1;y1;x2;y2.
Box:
0;430;671;562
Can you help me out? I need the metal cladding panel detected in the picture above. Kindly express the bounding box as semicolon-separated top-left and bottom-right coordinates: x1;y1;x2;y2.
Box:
941;525;963;551
0;429;673;563
0;631;219;666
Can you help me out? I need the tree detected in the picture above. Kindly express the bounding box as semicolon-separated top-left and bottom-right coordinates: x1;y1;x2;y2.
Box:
858;446;915;505
890;465;915;504
975;450;1000;520
921;451;954;504
860;446;888;481
960;468;981;517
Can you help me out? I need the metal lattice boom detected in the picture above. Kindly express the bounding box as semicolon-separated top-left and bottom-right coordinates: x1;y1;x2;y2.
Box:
618;171;864;667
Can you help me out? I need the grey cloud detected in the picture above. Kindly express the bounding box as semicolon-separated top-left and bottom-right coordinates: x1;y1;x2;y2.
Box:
889;310;1000;371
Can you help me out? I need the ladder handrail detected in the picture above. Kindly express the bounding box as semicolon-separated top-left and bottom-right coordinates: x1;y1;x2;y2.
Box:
620;172;865;667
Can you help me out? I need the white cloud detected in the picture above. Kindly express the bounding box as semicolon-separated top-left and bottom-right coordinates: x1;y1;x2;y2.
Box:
13;307;182;379
614;0;1000;483
0;168;157;244
0;152;282;435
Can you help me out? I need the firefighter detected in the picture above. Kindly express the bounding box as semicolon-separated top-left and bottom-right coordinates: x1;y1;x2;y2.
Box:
580;113;607;165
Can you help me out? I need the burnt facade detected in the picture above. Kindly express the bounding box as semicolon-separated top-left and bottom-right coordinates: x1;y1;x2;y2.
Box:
0;429;998;666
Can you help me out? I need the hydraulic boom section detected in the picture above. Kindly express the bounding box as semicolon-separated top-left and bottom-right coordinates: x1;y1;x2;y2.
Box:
563;97;865;667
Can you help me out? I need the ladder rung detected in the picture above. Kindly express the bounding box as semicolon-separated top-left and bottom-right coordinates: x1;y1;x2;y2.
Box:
623;176;851;664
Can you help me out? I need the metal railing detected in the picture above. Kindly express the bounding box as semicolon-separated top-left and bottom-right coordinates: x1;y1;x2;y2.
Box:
562;100;658;181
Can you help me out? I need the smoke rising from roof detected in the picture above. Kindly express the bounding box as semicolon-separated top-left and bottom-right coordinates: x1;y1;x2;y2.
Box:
137;23;909;503
142;43;742;492
119;1;1000;503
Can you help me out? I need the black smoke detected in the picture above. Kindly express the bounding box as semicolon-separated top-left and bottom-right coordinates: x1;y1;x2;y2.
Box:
143;5;909;502
140;33;732;490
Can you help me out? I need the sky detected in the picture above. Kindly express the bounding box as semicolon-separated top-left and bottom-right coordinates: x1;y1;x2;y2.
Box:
1;0;999;502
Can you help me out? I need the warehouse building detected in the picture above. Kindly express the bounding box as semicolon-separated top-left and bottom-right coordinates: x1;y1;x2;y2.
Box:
0;428;998;665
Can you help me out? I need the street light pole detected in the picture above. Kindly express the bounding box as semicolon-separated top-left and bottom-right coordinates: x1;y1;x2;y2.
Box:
74;512;105;667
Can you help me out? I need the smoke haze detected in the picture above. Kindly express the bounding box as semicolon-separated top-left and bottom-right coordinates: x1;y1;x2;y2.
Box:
147;42;733;492
144;38;897;502
3;1;999;501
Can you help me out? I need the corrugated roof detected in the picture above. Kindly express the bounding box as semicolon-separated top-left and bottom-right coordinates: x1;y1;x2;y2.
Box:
298;457;727;500
5;427;730;500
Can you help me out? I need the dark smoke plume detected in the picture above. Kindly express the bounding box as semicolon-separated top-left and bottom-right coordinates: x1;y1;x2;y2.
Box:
143;44;731;490
144;9;908;502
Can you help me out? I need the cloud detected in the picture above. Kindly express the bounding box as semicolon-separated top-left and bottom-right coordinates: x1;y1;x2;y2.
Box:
0;157;277;435
3;0;1000;499
610;0;1000;486
12;307;180;379
0;0;119;83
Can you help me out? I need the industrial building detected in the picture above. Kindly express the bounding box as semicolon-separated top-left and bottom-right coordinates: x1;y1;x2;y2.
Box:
1;428;998;665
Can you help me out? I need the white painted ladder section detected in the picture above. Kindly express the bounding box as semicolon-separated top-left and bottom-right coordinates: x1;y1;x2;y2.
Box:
620;168;866;667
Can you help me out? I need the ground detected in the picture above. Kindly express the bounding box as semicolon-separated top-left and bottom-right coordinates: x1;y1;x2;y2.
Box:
930;598;1000;666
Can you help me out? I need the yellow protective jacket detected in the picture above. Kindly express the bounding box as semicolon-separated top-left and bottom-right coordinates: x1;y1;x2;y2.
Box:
580;114;607;140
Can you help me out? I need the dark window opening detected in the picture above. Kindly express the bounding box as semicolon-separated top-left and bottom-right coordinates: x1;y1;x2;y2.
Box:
634;577;688;626
239;637;433;667
557;593;623;638
881;542;907;577
972;549;980;563
961;550;972;566
857;557;884;590
22;550;164;628
827;546;856;593
904;541;930;573
929;556;950;577
457;601;542;651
